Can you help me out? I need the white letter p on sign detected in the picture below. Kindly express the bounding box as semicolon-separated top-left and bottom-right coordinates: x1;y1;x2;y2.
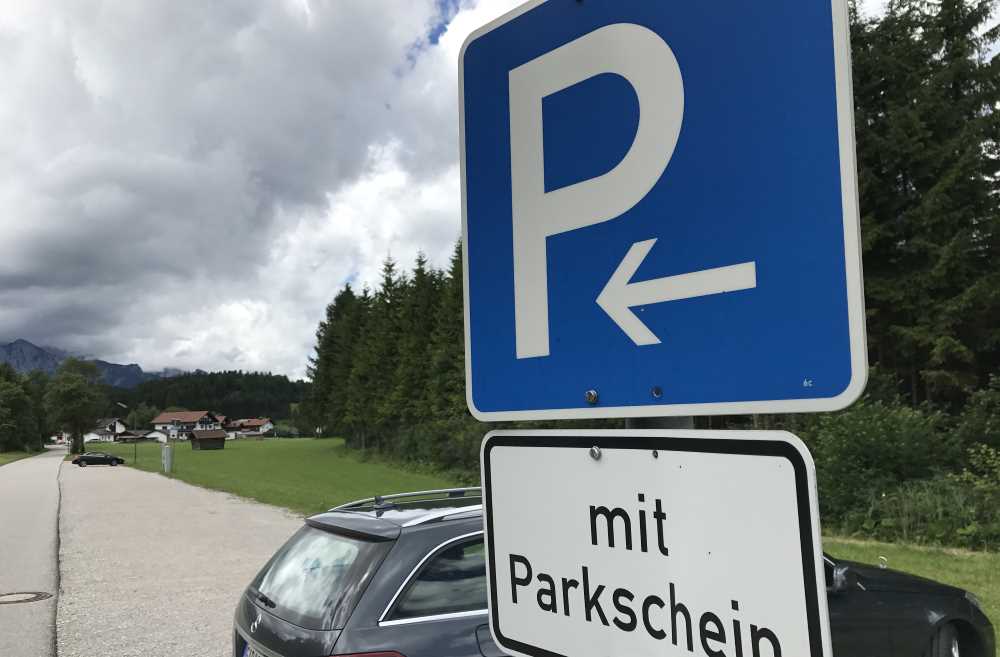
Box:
510;23;684;359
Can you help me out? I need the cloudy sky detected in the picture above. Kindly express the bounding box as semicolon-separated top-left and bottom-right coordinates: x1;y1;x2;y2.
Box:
0;0;884;380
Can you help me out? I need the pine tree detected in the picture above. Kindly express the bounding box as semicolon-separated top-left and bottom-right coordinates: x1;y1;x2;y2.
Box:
368;257;408;448
325;285;367;435
344;287;376;448
0;364;31;452
306;284;359;434
391;253;444;429
428;242;468;419
24;370;50;449
852;0;1000;406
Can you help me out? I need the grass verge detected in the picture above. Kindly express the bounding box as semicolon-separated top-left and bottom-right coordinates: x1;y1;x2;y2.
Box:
0;451;34;467
825;535;998;652
100;438;458;516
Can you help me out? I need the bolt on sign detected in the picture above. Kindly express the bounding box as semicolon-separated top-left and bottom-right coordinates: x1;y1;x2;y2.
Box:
481;431;832;657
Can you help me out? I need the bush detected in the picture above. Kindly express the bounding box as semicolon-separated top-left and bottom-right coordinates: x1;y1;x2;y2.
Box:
362;416;486;483
794;399;957;523
844;446;1000;549
955;376;1000;451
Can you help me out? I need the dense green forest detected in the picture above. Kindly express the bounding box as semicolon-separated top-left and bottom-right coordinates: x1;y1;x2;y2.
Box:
0;365;306;455
0;358;107;455
301;0;1000;548
0;363;52;453
119;371;307;422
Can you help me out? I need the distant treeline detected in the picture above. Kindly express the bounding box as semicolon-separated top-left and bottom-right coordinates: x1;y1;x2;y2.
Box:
0;358;110;454
302;1;1000;549
119;371;308;422
0;363;51;452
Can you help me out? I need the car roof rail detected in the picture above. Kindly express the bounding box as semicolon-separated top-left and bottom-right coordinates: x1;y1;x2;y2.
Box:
330;487;482;512
401;504;484;527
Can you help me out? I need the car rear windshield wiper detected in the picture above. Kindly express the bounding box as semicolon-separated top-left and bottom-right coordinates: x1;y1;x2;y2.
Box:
256;592;277;608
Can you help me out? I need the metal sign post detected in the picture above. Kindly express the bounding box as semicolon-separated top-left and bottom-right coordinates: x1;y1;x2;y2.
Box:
161;443;173;475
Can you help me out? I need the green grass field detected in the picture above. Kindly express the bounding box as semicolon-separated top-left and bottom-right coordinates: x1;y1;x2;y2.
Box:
101;438;458;516
0;451;34;467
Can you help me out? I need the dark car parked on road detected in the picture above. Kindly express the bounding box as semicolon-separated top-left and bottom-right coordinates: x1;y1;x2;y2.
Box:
234;488;994;657
71;452;125;467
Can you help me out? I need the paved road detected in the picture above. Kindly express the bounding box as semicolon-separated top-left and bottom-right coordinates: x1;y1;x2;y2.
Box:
0;447;64;657
57;461;302;657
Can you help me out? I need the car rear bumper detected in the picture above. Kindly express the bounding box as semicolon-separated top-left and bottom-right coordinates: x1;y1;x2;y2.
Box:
233;592;340;657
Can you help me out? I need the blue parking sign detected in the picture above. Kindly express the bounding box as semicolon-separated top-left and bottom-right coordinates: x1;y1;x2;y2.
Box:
460;0;867;420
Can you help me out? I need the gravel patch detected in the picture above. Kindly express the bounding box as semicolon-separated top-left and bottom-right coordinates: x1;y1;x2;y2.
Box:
57;462;303;657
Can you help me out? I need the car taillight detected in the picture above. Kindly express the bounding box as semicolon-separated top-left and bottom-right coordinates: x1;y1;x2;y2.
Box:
332;653;406;657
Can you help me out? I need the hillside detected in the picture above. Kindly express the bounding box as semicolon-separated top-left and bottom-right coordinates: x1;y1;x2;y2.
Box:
121;371;308;420
0;339;168;388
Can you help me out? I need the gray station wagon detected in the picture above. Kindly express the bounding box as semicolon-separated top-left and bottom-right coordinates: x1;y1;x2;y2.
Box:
234;488;993;657
235;488;497;657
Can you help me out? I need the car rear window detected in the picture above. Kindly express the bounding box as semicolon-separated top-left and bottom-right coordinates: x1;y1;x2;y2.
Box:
250;525;389;630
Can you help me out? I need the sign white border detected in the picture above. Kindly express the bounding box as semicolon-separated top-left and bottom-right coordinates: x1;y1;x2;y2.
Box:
458;0;867;420
480;429;833;657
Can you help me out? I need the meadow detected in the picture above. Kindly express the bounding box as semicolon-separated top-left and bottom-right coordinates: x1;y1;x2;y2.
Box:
0;450;33;467
100;438;457;515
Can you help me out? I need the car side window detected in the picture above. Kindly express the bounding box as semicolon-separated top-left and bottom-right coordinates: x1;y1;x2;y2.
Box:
389;537;487;621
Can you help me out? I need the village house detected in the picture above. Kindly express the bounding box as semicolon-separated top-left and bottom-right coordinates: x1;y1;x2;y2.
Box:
118;428;165;442
151;411;222;440
145;429;169;443
226;417;274;438
83;417;127;443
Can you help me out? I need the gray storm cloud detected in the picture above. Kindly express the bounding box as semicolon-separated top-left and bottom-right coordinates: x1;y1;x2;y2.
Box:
0;0;510;377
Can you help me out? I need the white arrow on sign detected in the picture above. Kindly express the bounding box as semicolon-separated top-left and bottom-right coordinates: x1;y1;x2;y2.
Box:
596;238;757;345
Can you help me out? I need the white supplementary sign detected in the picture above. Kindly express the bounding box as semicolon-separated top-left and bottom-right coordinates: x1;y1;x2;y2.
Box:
481;430;832;657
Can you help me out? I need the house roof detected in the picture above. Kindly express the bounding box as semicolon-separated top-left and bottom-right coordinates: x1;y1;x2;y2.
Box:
95;417;122;428
234;418;271;428
152;411;215;425
189;429;227;440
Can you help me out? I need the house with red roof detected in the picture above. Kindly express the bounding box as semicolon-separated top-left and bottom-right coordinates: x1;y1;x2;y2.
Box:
151;410;222;441
226;417;274;438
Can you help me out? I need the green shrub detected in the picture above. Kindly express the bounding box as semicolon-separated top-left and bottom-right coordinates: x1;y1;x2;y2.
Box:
955;376;1000;451
795;399;957;523
844;446;1000;549
371;416;485;482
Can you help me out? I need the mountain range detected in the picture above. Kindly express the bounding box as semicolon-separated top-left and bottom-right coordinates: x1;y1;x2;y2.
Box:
0;339;182;388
